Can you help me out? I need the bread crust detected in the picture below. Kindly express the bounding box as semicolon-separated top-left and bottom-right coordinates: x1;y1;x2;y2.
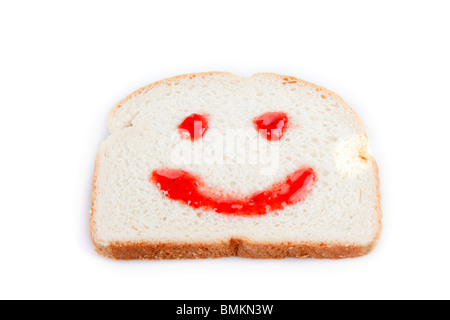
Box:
107;72;367;131
91;72;382;260
93;239;377;260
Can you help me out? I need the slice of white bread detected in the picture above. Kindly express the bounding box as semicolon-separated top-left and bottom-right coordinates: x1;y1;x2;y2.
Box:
90;72;381;259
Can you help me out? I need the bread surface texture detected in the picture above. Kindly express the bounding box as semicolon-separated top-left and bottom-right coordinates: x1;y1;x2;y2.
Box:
90;72;381;260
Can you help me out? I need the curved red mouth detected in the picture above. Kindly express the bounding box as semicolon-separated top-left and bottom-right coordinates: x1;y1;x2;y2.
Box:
151;167;317;216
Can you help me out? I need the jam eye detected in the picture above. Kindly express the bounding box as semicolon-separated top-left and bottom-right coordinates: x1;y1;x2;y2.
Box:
178;113;209;141
253;112;289;141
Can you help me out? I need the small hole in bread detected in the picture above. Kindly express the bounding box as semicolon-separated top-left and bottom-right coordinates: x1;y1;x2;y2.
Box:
328;136;338;142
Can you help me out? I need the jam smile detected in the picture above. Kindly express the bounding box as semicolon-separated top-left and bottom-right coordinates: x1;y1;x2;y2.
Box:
151;167;316;216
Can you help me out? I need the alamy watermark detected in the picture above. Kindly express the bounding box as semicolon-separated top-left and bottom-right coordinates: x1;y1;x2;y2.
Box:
170;124;281;175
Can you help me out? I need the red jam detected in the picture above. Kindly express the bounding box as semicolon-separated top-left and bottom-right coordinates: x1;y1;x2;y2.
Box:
253;112;289;141
151;167;316;216
178;113;208;141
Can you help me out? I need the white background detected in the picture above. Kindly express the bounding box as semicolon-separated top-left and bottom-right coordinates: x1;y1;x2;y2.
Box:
1;0;449;300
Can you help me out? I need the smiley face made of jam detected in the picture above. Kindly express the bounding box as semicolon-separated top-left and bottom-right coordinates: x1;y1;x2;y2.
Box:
151;111;317;216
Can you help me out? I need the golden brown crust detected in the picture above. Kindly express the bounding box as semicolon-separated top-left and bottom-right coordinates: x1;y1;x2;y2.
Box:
89;143;103;245
91;72;382;260
370;156;383;249
108;71;367;133
93;239;376;260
